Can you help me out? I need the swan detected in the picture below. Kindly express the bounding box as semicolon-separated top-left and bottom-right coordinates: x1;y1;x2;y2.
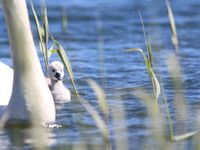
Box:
0;62;13;106
0;0;55;125
0;61;13;117
47;61;71;103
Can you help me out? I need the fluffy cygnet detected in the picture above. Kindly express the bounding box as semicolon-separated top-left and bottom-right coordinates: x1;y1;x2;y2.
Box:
48;61;71;103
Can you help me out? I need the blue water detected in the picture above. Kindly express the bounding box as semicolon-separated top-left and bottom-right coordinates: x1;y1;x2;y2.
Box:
0;0;200;149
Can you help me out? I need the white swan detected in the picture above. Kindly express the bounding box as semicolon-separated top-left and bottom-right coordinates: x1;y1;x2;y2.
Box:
47;61;71;103
0;62;13;106
0;62;13;117
1;0;55;125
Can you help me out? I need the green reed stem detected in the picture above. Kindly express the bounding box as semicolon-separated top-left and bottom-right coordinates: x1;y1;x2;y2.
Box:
160;83;174;141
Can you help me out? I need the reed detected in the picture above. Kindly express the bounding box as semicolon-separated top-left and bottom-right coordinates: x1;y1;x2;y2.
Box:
124;10;199;145
166;54;198;141
87;79;109;118
134;88;166;149
111;93;129;150
61;7;68;33
165;0;179;53
77;96;110;143
30;0;48;73
125;11;161;109
30;0;79;96
164;1;198;141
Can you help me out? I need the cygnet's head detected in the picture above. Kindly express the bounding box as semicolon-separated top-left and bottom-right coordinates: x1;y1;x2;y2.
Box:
48;61;64;81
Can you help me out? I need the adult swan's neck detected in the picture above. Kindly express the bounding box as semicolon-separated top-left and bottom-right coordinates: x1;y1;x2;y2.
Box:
2;0;55;125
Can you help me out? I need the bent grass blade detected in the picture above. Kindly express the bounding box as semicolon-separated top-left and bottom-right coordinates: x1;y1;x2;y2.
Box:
30;0;48;72
133;88;165;149
57;44;79;96
124;48;160;105
78;97;110;141
173;131;199;141
87;79;109;117
49;36;79;96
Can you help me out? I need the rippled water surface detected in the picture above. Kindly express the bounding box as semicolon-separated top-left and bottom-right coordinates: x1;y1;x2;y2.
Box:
0;0;200;149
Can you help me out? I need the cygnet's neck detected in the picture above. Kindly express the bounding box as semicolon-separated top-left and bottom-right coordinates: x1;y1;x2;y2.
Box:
51;79;64;89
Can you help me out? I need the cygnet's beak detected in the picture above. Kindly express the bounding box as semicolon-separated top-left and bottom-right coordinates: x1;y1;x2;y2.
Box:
55;72;62;81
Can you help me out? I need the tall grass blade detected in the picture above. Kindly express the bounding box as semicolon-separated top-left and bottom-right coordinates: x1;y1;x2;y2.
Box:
194;112;200;149
134;88;160;118
160;83;175;141
137;11;161;101
166;54;194;141
147;39;153;67
78;97;110;141
30;0;49;73
173;131;198;141
87;79;109;117
30;0;44;53
125;48;160;104
111;94;129;150
138;11;148;52
166;54;187;123
134;88;165;149
165;0;179;53
42;2;49;71
62;7;68;33
96;15;106;86
57;45;79;96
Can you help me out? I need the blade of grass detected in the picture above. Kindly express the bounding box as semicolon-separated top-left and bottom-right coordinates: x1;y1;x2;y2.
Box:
30;0;48;73
96;14;106;86
166;54;187;123
62;7;68;33
30;0;45;54
137;11;161;100
165;54;195;141
134;88;166;149
138;11;148;52
147;38;153;68
194;112;200;149
42;1;49;71
57;44;79;96
125;48;160;106
77;97;110;141
160;82;175;141
87;79;109;117
173;131;198;141
111;94;129;150
124;48;151;72
165;0;179;53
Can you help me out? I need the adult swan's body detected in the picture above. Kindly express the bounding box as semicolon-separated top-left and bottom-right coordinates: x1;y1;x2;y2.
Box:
1;0;55;125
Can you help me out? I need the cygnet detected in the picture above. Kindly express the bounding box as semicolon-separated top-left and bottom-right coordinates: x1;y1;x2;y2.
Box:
48;61;71;103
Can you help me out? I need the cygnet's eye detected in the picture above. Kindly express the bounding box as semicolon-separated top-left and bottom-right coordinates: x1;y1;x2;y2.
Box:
52;69;55;72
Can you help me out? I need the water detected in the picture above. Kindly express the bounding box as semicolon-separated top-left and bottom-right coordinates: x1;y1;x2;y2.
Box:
0;0;200;149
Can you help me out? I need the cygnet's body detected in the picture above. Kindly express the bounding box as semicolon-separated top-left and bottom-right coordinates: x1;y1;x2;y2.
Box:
48;61;71;103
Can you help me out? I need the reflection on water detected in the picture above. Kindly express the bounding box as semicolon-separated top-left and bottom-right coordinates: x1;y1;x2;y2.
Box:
0;0;200;149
